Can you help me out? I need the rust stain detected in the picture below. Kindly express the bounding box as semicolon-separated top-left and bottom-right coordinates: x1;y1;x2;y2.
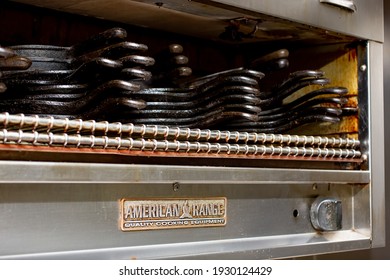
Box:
322;49;358;93
290;115;358;137
286;48;359;136
283;48;358;106
348;48;357;62
345;96;358;107
0;143;361;163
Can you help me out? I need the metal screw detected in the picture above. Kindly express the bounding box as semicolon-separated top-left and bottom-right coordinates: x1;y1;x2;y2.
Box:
360;64;367;72
173;182;180;192
312;183;318;191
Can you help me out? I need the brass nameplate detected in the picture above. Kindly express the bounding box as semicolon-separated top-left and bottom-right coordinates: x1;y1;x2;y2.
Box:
120;197;227;231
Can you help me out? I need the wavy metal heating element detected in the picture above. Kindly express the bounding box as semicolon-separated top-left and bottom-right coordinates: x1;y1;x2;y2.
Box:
0;113;360;149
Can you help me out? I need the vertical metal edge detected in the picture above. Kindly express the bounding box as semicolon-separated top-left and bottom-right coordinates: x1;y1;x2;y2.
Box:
119;198;126;231
368;41;386;248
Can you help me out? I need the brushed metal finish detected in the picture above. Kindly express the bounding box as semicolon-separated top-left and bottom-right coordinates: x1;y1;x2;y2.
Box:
2;233;371;260
212;0;383;42
367;41;386;248
320;0;357;12
310;197;342;231
0;161;370;184
9;0;383;42
0;0;385;259
0;182;369;259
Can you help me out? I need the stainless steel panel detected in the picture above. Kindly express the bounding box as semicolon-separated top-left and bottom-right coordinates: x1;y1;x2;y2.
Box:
0;0;385;259
212;0;384;42
367;41;386;248
0;161;370;184
320;0;357;12
0;181;370;259
3;234;371;260
9;0;383;42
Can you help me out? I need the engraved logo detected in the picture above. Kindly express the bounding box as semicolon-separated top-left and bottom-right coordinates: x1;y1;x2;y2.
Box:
120;198;227;231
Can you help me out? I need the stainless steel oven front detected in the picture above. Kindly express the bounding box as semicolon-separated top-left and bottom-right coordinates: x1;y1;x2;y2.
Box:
0;0;385;259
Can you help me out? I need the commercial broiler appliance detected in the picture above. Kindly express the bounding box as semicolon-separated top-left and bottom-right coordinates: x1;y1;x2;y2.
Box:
0;0;384;259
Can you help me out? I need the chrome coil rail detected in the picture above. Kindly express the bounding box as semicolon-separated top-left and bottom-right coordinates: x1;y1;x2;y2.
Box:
0;129;360;159
0;113;362;162
0;113;359;147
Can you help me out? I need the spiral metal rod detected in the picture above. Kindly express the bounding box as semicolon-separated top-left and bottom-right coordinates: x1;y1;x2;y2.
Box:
0;129;361;159
0;113;359;148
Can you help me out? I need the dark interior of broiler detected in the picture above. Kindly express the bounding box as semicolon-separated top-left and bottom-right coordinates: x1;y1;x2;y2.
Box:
0;1;366;169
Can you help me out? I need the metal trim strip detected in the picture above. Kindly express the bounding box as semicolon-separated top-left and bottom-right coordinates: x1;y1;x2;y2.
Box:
0;161;370;184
